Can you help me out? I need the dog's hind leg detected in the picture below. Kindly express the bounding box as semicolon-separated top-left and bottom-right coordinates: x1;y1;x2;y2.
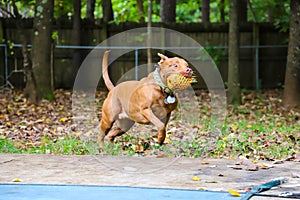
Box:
98;117;114;148
106;118;134;142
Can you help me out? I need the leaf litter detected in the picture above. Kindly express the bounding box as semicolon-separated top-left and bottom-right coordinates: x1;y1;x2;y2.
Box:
0;89;299;161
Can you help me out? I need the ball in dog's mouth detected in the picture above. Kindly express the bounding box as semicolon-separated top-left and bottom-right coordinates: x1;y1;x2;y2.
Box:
166;73;197;90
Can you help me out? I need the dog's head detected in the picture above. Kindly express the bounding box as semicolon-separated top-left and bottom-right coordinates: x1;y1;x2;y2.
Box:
157;53;193;77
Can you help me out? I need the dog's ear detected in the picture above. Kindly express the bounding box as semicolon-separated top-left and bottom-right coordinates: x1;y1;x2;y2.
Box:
158;53;168;64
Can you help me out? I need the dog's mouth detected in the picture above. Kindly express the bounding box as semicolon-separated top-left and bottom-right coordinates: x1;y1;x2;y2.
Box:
181;68;193;77
180;71;193;78
166;71;193;80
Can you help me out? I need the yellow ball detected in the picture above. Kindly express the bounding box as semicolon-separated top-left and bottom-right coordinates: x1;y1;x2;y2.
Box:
167;74;196;90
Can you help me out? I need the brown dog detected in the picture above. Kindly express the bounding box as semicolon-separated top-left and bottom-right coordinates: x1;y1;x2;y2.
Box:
98;50;193;148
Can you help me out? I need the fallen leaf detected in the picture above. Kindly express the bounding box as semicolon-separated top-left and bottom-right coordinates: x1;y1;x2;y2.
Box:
192;176;201;181
235;161;243;165
228;189;241;197
201;161;210;164
205;180;218;183
291;172;300;178
227;165;243;170
59;117;67;122
35;118;44;123
260;162;274;169
232;125;238;131
273;160;284;164
246;164;259;171
156;153;166;158
12;178;22;182
164;137;171;144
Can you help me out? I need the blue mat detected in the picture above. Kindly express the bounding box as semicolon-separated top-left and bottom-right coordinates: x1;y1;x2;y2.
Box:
0;184;240;200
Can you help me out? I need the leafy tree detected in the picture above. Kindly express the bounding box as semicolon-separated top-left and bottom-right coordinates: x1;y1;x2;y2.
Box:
283;0;300;108
248;0;290;31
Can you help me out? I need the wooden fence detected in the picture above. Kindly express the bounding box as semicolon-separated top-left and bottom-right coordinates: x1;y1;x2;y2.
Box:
0;19;288;89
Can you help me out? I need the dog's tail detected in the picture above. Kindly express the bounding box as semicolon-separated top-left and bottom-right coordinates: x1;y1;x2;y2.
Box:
102;50;114;91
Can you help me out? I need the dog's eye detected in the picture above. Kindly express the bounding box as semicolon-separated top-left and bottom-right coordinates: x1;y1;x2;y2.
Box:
172;64;178;67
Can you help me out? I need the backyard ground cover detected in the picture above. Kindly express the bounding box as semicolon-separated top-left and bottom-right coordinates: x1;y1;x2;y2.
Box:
0;89;299;161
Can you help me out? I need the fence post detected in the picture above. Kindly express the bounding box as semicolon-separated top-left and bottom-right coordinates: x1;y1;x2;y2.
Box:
252;23;260;90
135;49;139;80
0;20;4;87
4;44;8;88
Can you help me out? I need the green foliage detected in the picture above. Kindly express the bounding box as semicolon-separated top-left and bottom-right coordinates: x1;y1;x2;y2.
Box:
249;0;290;32
112;0;145;23
3;0;291;28
15;0;35;18
54;0;73;18
204;46;226;66
176;1;201;23
210;0;230;22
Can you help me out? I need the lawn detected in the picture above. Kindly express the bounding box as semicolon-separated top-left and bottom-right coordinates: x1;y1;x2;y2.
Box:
0;89;299;160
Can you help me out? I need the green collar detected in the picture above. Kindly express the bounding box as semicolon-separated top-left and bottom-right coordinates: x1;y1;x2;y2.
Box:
153;67;173;94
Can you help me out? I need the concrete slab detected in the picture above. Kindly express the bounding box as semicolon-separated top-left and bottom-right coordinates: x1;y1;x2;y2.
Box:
0;154;299;199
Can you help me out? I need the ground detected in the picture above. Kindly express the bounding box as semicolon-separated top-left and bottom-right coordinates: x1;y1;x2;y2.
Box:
1;90;300;199
0;154;299;199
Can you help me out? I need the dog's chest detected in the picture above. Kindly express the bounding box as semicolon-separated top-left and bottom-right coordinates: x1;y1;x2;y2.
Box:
151;95;178;118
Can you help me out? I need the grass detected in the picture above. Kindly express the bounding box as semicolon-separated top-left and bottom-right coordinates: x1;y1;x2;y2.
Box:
1;115;299;159
0;136;98;155
0;138;23;153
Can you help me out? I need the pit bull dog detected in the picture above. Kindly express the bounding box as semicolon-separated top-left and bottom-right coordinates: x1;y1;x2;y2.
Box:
98;50;193;148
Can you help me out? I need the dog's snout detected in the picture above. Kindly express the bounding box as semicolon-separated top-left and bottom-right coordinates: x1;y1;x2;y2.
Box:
186;68;193;74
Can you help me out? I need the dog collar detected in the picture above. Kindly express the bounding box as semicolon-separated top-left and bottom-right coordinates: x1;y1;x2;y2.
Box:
153;67;173;95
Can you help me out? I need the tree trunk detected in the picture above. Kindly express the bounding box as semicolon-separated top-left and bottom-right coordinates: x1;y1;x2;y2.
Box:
228;0;241;104
237;0;247;23
102;0;114;22
86;0;95;21
23;44;38;104
220;0;225;22
147;0;152;73
31;0;54;102
283;0;300;109
0;19;3;86
72;0;81;84
137;0;145;23
160;0;176;23
202;0;210;23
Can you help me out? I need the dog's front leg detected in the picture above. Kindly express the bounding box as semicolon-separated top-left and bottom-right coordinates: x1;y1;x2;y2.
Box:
141;108;166;145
